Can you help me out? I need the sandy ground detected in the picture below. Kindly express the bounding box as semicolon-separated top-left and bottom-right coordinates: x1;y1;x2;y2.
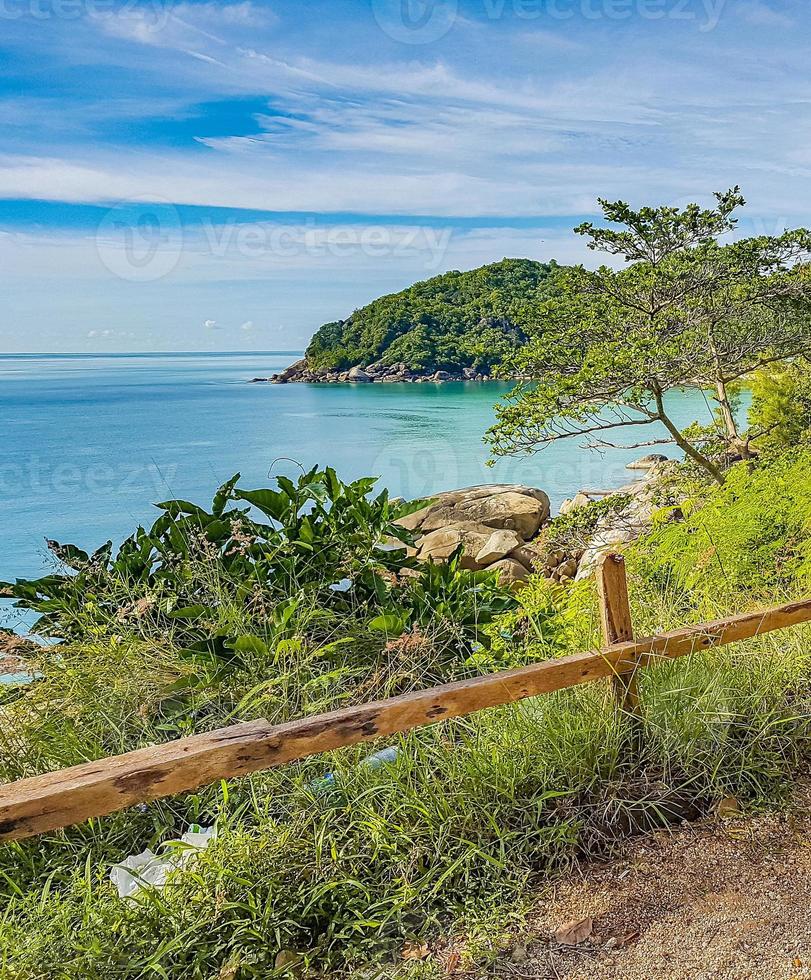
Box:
484;786;811;980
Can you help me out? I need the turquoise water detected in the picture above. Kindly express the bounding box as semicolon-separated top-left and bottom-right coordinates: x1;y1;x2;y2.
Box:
1;351;729;614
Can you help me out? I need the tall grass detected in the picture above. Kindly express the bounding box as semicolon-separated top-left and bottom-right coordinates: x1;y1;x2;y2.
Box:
1;453;811;978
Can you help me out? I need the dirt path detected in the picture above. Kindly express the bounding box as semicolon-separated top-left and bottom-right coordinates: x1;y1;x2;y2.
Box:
486;786;811;980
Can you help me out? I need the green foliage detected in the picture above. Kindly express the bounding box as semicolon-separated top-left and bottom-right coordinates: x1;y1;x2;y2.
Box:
4;625;811;979
629;451;811;606
305;258;565;374
0;470;521;761
0;467;421;645
4;453;811;977
488;190;811;484
749;359;811;449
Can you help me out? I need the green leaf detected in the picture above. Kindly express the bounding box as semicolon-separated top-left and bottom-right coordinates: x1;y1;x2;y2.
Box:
235;488;290;522
368;613;407;636
212;473;241;517
230;634;269;657
155;499;207;518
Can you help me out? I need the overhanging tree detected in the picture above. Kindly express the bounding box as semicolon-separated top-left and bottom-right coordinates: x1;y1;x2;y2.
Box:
487;189;811;484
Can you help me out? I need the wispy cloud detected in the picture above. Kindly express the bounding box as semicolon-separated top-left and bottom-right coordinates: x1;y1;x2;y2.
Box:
1;0;809;349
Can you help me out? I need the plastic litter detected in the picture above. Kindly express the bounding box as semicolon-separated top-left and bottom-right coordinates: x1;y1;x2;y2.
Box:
109;824;217;899
310;745;400;793
0;670;43;687
360;745;400;770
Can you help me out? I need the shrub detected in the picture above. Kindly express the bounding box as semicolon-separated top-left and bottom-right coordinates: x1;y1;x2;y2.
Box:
749;359;811;450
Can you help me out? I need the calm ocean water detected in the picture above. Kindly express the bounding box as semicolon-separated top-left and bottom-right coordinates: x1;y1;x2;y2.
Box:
1;351;729;608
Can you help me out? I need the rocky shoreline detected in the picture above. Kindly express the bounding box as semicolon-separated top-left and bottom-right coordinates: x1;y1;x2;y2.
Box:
394;454;677;588
249;358;500;385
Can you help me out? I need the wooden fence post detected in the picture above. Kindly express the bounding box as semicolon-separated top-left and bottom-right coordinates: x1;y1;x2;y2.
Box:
596;551;640;718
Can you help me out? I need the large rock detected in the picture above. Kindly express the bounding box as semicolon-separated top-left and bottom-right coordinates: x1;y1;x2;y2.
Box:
417;522;494;569
347;365;372;382
558;492;591;516
509;541;546;572
462;491;548;538
272;358;307;383
475;529;523;565
488;558;530;586
399;485;549;534
396;483;551;575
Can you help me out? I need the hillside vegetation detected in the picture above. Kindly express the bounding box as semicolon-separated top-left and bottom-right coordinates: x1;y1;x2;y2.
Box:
304;258;564;374
2;437;811;977
2;192;811;978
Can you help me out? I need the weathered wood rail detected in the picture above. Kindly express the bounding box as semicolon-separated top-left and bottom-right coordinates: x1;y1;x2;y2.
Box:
1;554;810;842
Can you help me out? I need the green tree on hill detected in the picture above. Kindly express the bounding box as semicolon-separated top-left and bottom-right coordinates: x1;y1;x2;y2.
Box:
487;190;811;484
304;258;564;374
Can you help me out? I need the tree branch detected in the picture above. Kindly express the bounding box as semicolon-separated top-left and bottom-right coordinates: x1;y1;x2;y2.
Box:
584;437;676;450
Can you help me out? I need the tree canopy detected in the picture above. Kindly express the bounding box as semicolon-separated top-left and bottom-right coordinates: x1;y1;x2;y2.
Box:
304;258;566;374
487;190;811;483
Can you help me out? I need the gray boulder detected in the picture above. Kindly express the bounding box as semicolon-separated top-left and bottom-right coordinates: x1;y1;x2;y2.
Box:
626;453;669;471
417;522;494;569
272;358;306;383
455;490;548;538
395;483;552;575
558;492;591;516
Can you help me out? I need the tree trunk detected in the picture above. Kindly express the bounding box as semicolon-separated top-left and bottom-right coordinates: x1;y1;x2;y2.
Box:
709;338;751;461
715;377;739;443
653;388;726;485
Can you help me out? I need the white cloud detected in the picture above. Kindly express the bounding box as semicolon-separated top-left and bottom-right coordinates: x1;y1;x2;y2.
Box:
92;1;274;48
3;20;810;223
5;0;811;354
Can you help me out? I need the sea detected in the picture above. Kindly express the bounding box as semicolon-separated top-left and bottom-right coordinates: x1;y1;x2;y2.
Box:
0;351;731;626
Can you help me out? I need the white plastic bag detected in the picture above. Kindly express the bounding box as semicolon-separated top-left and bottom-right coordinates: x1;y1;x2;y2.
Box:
109;824;217;899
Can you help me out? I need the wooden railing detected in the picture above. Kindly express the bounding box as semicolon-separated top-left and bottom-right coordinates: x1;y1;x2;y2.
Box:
1;554;810;842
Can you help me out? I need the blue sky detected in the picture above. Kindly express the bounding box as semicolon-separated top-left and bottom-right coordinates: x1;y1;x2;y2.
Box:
1;0;807;352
